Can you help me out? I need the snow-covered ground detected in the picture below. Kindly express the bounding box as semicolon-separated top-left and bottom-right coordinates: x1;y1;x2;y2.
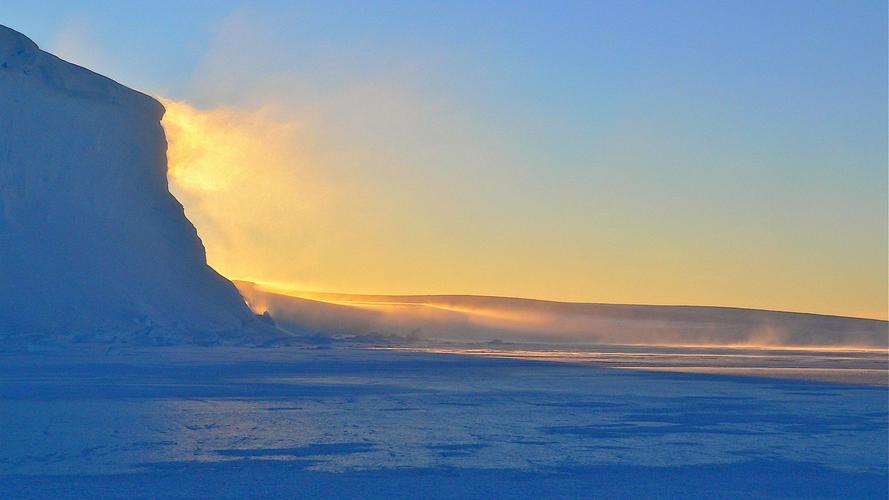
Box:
0;23;886;497
1;344;885;498
386;342;888;385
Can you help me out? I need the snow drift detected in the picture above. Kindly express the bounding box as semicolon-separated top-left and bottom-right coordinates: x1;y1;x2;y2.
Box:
0;26;272;342
236;281;888;348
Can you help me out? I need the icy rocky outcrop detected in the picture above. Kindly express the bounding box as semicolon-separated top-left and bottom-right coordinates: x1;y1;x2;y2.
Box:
0;26;272;343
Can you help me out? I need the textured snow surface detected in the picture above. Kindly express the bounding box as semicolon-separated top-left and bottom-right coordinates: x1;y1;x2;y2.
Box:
0;25;261;341
0;346;886;498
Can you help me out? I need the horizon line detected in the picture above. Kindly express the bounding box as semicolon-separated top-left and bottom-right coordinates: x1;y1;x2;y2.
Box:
231;278;889;323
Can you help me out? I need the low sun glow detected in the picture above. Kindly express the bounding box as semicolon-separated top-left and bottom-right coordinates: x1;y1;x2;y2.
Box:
159;98;335;285
158;97;887;321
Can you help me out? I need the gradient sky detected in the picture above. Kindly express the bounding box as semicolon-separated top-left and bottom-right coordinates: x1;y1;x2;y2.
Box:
5;1;887;319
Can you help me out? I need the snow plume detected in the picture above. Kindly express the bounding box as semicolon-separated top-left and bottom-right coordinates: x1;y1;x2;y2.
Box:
160;98;339;286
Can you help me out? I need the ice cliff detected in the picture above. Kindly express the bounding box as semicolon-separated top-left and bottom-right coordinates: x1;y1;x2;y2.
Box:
0;26;271;343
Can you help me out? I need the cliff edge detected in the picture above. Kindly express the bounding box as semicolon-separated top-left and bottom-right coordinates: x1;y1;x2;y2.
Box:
0;25;276;343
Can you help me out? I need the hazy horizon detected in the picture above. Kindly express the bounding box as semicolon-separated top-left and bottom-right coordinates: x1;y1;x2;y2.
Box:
235;281;888;352
5;2;886;319
235;278;889;321
1;10;886;498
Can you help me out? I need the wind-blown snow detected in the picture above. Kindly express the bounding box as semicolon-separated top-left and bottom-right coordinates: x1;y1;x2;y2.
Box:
0;23;885;498
0;25;267;342
235;281;888;349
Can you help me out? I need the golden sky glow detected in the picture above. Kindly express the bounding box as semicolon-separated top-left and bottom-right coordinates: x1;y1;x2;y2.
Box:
33;6;884;322
12;0;882;322
162;99;887;321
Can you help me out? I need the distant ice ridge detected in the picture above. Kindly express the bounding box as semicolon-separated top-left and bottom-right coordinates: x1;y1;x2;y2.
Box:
0;25;276;344
236;282;888;349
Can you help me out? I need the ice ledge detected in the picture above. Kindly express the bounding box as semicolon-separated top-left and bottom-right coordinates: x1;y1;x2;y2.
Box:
0;24;38;69
0;24;164;119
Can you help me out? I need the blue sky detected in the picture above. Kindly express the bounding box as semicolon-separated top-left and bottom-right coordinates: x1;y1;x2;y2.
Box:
4;1;887;318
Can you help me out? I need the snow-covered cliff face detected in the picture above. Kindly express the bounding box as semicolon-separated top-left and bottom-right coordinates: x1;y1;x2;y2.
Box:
0;25;263;341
